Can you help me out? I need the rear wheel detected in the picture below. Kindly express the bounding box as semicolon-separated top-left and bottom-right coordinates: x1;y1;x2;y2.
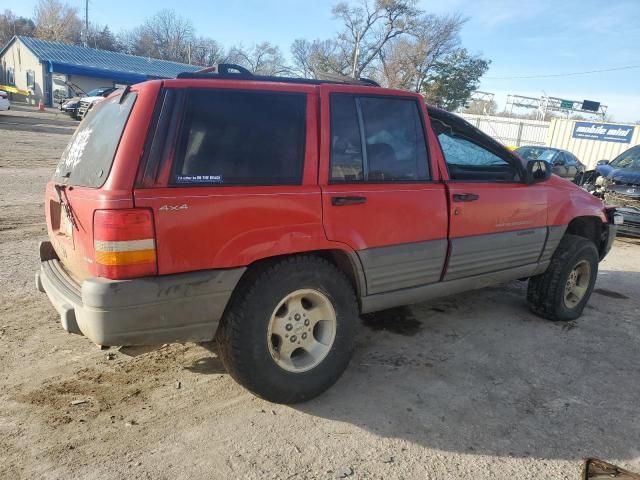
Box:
527;234;599;321
217;256;358;404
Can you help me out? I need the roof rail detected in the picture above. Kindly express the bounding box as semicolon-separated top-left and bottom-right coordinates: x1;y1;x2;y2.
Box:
176;63;381;87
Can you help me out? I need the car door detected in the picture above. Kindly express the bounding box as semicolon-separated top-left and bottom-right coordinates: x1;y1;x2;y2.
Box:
553;152;574;178
429;110;548;281
319;86;449;295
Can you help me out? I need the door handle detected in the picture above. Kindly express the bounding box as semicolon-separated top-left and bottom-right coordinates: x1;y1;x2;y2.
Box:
453;193;480;202
331;196;367;206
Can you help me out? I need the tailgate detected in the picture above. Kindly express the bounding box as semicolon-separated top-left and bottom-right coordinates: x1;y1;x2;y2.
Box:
45;183;134;281
44;90;142;280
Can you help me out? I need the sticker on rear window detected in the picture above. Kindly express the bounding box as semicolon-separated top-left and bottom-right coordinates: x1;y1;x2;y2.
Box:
175;175;223;184
55;128;93;176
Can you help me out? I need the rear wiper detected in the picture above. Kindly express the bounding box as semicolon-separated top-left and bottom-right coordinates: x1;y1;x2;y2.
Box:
54;184;78;230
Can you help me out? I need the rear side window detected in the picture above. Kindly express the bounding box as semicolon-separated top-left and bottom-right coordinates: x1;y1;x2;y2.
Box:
172;90;306;185
330;94;429;183
53;92;136;187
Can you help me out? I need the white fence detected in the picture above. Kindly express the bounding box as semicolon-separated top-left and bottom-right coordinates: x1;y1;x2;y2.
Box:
457;114;640;169
459;114;550;147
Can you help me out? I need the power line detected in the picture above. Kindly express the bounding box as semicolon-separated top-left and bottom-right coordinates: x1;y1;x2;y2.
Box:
485;65;640;80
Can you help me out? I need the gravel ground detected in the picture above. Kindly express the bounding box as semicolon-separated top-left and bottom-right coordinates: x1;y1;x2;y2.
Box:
1;106;639;480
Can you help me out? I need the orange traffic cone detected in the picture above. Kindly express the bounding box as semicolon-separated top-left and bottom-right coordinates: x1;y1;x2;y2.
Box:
38;99;45;111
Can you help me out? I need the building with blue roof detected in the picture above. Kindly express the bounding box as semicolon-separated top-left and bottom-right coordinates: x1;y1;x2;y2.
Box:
0;35;201;106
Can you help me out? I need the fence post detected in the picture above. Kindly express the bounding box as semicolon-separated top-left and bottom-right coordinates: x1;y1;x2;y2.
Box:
516;122;524;147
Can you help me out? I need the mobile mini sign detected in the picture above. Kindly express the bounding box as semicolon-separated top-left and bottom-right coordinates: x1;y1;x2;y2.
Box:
572;122;635;143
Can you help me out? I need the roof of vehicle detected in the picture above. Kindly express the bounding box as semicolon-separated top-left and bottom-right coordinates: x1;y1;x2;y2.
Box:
1;36;201;84
175;64;381;87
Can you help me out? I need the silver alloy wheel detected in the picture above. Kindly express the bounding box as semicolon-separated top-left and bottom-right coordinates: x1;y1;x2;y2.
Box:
563;260;591;308
267;288;337;373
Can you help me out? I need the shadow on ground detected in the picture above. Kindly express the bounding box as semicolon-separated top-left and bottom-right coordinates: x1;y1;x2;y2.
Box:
286;270;640;462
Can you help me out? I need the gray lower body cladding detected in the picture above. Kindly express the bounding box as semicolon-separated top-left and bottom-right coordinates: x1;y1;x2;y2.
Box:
357;239;448;295
359;226;565;313
444;227;548;281
36;241;244;346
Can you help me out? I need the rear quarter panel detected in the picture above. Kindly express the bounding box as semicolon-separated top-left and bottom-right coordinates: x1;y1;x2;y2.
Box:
134;84;354;274
45;81;161;279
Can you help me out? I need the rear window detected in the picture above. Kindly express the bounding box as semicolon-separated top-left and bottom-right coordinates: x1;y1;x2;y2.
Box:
53;92;136;187
171;89;306;186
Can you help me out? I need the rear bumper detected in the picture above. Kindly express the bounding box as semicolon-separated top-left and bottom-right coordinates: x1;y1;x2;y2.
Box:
36;241;245;346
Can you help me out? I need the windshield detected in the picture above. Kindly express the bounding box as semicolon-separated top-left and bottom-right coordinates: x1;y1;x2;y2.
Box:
515;147;557;162
53;92;137;187
609;147;640;169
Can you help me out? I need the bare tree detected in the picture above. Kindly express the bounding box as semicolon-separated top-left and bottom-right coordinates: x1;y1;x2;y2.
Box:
332;0;420;78
227;42;290;75
33;0;81;43
290;38;349;78
188;37;226;67
120;9;194;63
0;9;36;46
380;14;464;91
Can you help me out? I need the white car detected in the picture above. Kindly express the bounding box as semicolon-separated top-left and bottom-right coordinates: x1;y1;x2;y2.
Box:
76;95;107;120
0;90;10;111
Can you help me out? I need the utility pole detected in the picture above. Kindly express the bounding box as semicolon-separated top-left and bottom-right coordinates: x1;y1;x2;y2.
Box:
351;32;360;79
84;0;89;47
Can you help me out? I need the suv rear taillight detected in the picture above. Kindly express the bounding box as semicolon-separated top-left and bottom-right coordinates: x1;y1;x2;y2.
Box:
93;209;157;279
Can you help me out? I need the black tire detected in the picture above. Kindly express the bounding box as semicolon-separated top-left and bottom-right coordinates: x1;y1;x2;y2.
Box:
216;255;358;404
527;234;599;321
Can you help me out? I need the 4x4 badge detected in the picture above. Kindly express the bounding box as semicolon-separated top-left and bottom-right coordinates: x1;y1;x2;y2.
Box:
159;204;188;212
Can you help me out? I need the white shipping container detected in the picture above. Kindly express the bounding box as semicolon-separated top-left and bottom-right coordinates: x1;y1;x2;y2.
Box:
546;119;640;169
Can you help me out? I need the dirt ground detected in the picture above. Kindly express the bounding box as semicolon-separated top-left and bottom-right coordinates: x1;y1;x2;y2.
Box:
1;106;639;480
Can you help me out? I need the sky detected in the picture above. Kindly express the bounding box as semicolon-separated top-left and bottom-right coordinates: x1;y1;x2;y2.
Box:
11;0;640;122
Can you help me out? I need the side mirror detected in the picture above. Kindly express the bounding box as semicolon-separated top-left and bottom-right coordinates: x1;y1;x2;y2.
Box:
526;160;551;184
596;159;609;166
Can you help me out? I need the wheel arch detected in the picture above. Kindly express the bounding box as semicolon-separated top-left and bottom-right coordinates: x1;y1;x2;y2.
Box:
236;248;367;303
565;215;609;258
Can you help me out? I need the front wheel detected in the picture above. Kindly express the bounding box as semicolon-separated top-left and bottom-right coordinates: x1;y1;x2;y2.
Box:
217;256;358;404
527;234;599;321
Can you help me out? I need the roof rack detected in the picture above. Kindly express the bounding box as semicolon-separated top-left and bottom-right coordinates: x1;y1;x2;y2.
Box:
176;63;381;87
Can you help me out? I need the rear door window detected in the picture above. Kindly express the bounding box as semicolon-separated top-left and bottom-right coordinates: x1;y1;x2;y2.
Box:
172;89;307;185
329;94;429;182
359;97;429;181
53;92;136;187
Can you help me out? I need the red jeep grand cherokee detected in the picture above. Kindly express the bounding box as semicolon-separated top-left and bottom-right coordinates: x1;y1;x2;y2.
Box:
36;64;620;403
